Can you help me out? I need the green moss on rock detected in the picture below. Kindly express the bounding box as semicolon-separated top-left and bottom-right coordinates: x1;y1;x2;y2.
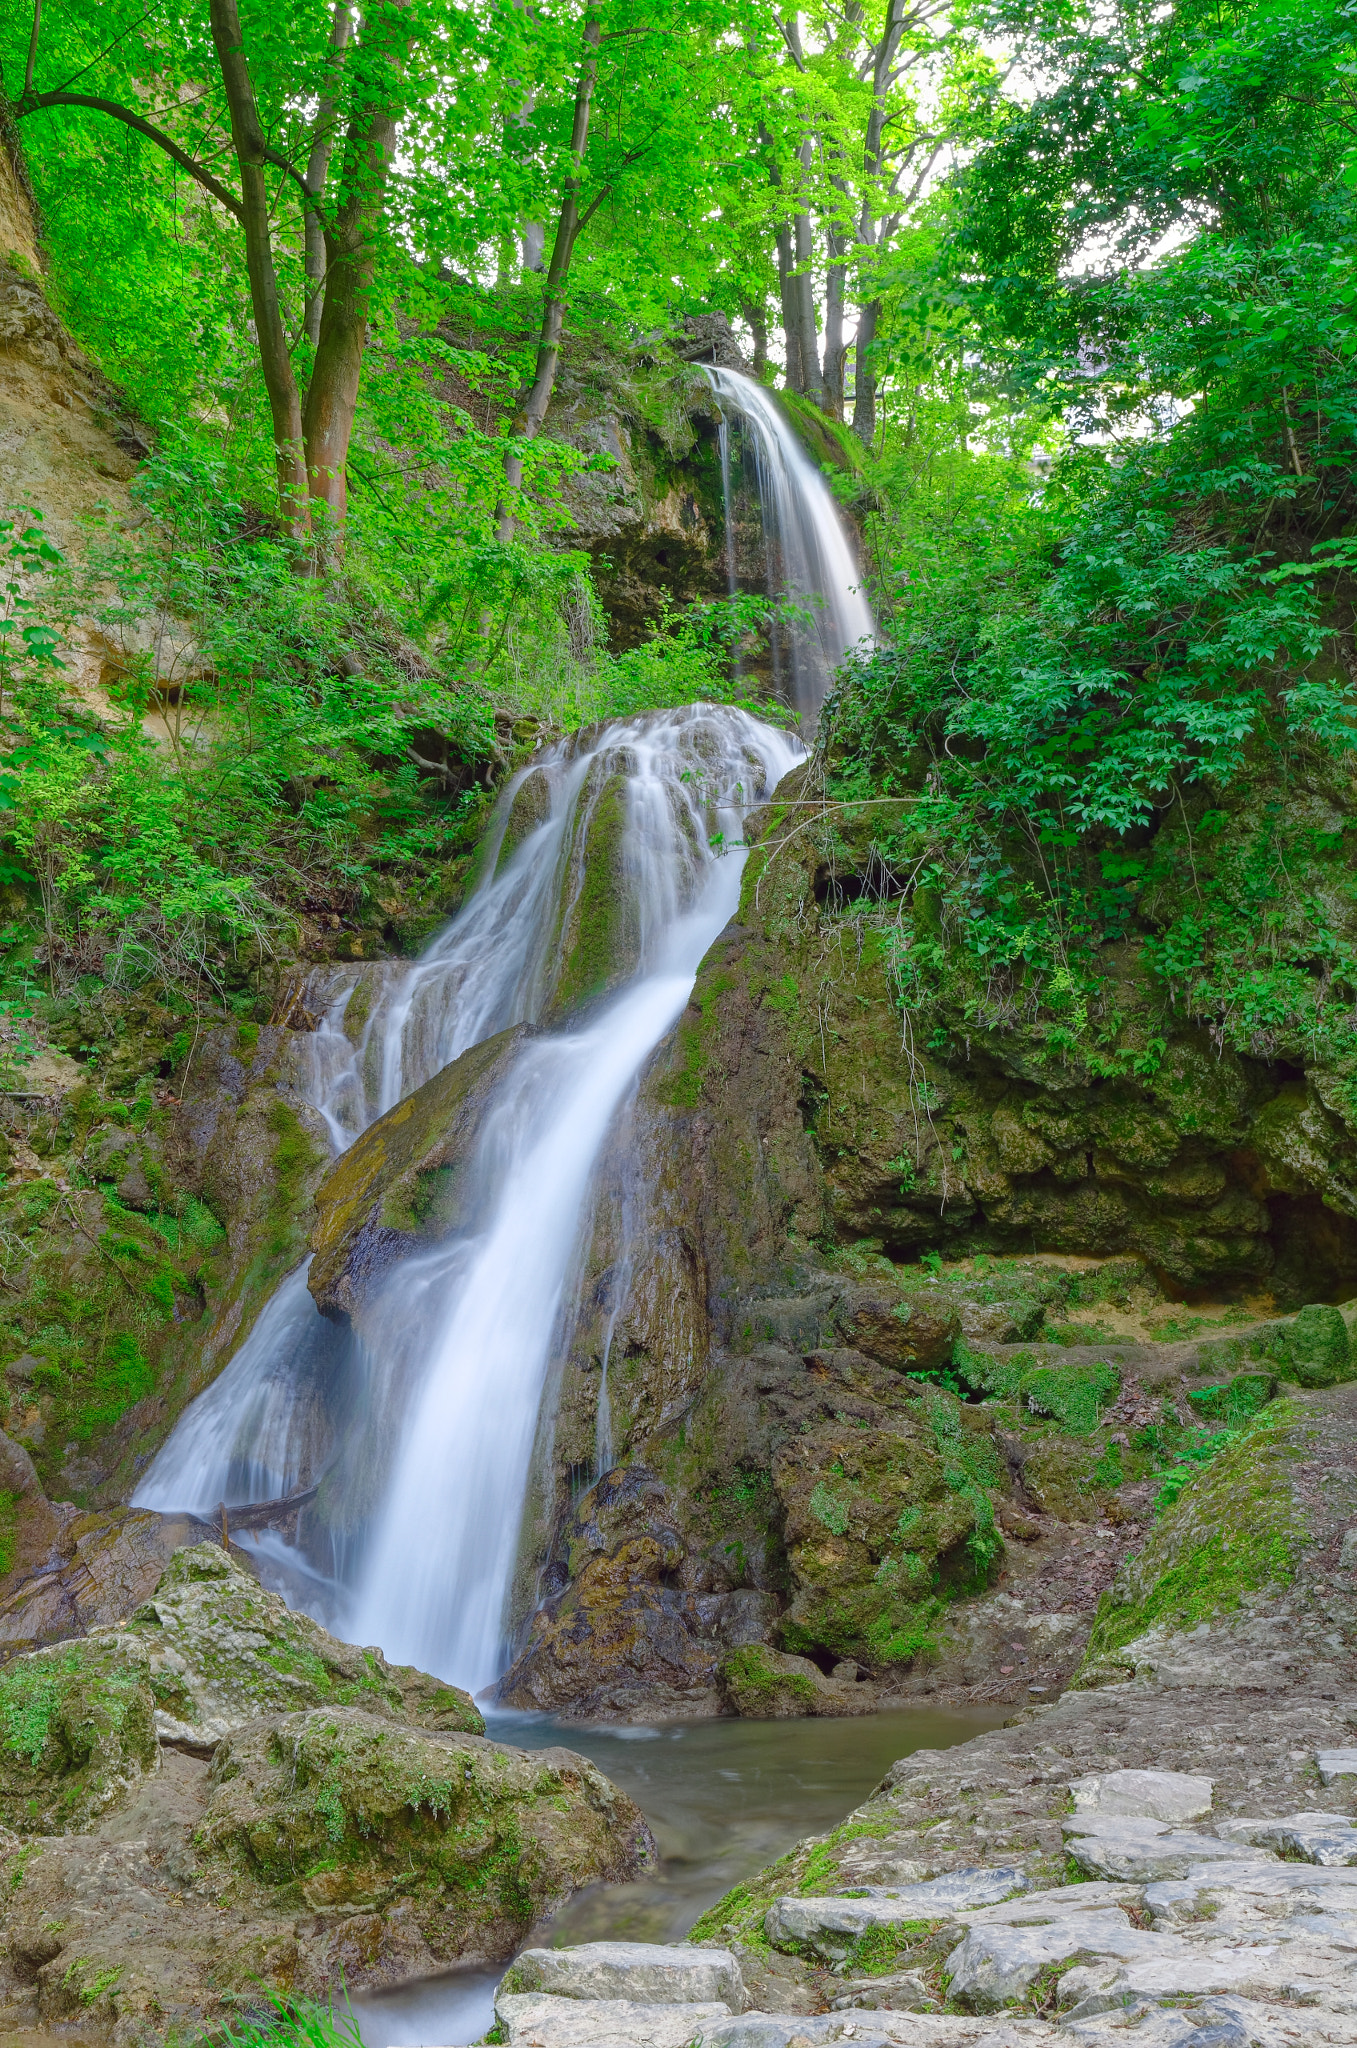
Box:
0;1633;157;1834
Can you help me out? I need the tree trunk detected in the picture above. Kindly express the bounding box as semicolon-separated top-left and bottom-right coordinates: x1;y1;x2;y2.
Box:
302;1;407;529
302;4;352;350
792;203;823;408
740;295;768;377
824;232;847;419
497;15;601;543
775;220;803;390
852;297;879;446
208;0;309;535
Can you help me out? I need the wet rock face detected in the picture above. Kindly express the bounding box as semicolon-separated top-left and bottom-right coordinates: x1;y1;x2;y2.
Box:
496;1467;777;1718
307;1024;528;1320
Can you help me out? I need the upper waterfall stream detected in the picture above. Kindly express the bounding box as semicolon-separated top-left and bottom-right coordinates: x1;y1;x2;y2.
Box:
137;705;801;1689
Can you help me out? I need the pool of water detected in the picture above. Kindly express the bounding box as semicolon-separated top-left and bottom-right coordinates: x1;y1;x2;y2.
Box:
349;1704;1005;2048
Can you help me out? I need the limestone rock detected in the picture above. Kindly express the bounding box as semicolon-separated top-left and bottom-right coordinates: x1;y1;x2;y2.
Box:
0;1503;225;1658
1216;1812;1357;1866
1317;1748;1357;1785
497;1467;773;1718
718;1645;875;1719
1062;1816;1267;1882
944;1906;1165;2011
198;1707;655;1954
496;1994;732;2048
308;1024;529;1320
1069;1769;1214;1822
764;1868;1030;1957
501;1941;747;2009
126;1541;482;1747
0;1630;158;1833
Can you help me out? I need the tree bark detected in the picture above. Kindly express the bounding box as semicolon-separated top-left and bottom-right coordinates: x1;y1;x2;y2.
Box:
302;3;352;350
774;219;803;390
740;294;768;377
852;297;879;447
208;0;309;536
302;1;407;528
792;188;824;409
497;15;601;543
851;0;907;448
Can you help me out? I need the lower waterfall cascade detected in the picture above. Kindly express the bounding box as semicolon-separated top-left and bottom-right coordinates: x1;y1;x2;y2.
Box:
137;705;802;1689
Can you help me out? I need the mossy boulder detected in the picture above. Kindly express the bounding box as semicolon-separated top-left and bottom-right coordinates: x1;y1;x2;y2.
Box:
545;761;645;1021
307;1024;529;1320
0;1631;158;1833
127;1542;482;1748
717;1644;872;1718
197;1705;656;1955
772;1400;1000;1666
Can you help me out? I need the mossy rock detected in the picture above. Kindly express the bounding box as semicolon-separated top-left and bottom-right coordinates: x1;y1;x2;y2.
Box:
307;1025;529;1320
547;766;643;1021
717;1644;870;1719
1018;1434;1124;1522
1015;1359;1120;1436
128;1543;483;1747
0;1631;158;1834
1076;1401;1305;1674
197;1705;656;1956
771;1408;998;1664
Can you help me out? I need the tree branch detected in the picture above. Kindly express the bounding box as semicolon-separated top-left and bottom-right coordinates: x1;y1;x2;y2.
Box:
23;0;40;97
19;90;244;219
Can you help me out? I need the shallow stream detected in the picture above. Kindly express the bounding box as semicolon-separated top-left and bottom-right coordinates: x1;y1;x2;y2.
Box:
349;1705;1005;2048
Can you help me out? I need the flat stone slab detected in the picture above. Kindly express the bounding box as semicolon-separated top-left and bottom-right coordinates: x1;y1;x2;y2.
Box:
693;2015;1056;2047
1062;1815;1269;1882
1318;1750;1357;1786
1146;1858;1357;1928
1218;1811;1357;1865
501;1942;746;2009
495;1993;732;2048
765;1868;1030;1954
944;1907;1170;2011
955;1880;1145;1928
1057;1945;1351;2015
1063;1995;1357;2045
1068;1768;1214;1822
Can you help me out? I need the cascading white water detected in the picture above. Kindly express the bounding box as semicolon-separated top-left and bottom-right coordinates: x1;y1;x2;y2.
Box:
138;705;801;1690
703;365;875;721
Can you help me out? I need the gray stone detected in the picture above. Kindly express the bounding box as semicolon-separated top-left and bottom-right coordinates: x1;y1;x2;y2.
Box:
1068;1769;1213;1822
1062;1816;1267;1882
1216;1811;1357;1866
495;1994;732;2048
694;2017;1054;2047
1145;1859;1357;1929
500;1943;747;2010
1317;1749;1357;1786
1056;1947;1349;2014
829;1969;934;2011
764;1869;1030;1956
956;1880;1146;1928
943;1908;1168;2011
1062;1996;1352;2045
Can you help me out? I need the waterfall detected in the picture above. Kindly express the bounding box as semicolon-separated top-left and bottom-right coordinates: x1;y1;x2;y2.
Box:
701;365;875;720
137;705;801;1691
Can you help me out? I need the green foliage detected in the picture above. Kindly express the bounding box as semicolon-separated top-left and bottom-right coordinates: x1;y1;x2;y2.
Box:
221;1992;367;2048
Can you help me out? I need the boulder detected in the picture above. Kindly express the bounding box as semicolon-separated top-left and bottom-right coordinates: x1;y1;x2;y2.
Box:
0;1630;158;1833
501;1942;747;2009
126;1541;482;1747
497;1468;774;1718
197;1706;654;1954
717;1646;874;1719
771;1405;996;1666
308;1024;529;1320
1216;1812;1357;1866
